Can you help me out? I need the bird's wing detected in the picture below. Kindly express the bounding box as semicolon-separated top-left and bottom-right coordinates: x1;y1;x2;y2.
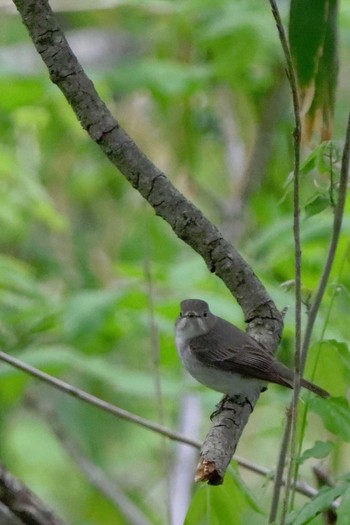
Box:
189;323;293;386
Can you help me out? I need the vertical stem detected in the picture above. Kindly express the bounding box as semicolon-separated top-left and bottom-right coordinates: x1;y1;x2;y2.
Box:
268;2;302;522
290;254;343;510
269;414;292;523
291;127;350;503
300;115;350;374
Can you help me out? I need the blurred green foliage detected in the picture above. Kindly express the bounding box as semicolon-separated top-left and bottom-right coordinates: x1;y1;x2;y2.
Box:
1;0;350;524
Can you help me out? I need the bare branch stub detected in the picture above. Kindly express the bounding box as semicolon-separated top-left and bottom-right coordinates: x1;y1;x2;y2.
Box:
196;396;258;485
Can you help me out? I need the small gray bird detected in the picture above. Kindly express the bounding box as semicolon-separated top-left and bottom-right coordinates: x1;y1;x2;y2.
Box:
175;299;329;400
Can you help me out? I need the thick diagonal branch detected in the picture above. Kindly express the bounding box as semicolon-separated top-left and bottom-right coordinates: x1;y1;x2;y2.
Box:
13;0;281;326
13;0;283;484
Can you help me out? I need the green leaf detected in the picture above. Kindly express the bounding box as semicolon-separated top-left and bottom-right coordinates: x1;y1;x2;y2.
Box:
63;289;122;342
346;241;350;264
298;440;334;464
228;464;264;514
336;486;350;525
304;340;350;398
289;0;329;86
300;147;320;175
108;59;211;98
316;140;341;175
304;192;330;218
0;78;45;110
289;0;338;142
0;255;40;298
184;468;264;525
286;483;348;525
310;396;350;441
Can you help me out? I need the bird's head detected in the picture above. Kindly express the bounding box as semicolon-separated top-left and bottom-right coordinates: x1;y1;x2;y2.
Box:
175;299;215;339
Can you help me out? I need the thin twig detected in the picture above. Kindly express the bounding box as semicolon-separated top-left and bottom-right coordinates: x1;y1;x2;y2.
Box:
300;114;350;371
269;1;350;518
267;4;350;521
0;350;198;447
268;1;302;522
0;349;324;501
269;412;292;523
291;112;350;502
293;242;349;511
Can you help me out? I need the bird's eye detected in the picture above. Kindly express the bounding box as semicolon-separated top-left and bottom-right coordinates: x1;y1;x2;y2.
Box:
203;312;208;318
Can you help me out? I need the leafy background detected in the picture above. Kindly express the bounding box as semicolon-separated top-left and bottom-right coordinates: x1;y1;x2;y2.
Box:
1;0;350;524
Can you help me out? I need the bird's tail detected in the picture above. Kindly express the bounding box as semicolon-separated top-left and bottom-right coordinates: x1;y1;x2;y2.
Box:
301;378;329;398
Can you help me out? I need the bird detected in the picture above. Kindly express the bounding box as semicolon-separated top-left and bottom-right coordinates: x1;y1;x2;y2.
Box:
174;298;329;400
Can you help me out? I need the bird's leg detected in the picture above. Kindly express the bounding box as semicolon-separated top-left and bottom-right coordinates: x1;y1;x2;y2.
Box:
210;391;263;419
210;394;249;419
226;394;254;412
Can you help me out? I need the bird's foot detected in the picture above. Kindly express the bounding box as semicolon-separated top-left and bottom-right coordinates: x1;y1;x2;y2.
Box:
210;394;255;419
210;395;230;420
226;394;255;412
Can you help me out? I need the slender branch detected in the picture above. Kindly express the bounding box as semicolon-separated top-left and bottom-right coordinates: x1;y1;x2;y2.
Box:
300;114;350;370
293;242;349;512
0;349;326;502
269;0;350;520
268;2;302;522
269;412;292;523
0;350;198;447
286;40;302;525
291;111;350;503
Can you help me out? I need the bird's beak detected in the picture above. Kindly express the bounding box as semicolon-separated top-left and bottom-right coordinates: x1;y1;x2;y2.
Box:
183;311;199;319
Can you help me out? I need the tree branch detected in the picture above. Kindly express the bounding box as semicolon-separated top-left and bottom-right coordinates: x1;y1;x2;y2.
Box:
0;349;330;504
300;112;350;371
0;350;199;447
12;0;283;484
268;1;302;522
12;0;281;325
0;465;65;525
